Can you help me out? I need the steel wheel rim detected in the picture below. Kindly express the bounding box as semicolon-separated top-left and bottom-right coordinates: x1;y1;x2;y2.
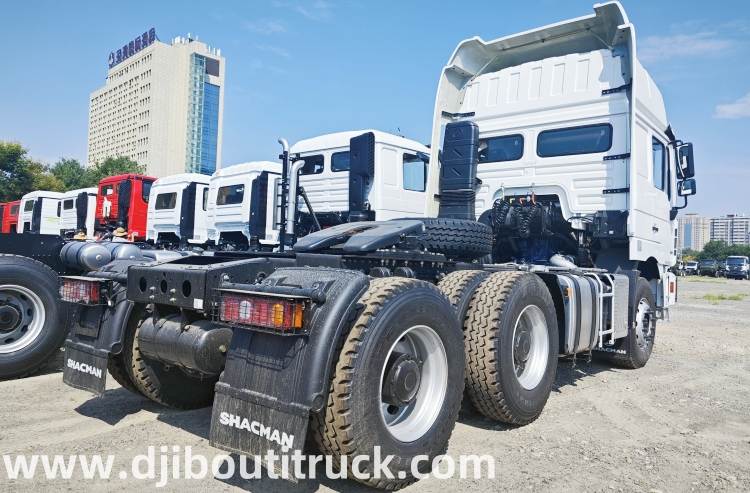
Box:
511;304;549;390
634;298;653;349
379;324;448;443
0;285;46;354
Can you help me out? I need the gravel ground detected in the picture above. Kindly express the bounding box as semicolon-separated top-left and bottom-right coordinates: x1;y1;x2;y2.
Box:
1;276;749;492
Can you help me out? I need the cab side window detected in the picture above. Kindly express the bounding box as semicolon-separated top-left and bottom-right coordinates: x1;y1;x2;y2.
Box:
652;137;666;193
403;154;426;192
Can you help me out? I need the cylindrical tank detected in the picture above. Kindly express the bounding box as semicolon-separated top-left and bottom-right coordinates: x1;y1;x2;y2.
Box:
60;241;111;271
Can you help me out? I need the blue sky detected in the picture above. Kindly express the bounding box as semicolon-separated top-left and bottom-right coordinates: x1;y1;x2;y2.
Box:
0;0;748;216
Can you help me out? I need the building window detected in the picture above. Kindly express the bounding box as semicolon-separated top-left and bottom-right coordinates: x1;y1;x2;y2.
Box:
299;154;324;175
217;184;245;205
403;154;426;192
331;151;350;172
479;134;524;163
537;124;613;157
154;192;177;210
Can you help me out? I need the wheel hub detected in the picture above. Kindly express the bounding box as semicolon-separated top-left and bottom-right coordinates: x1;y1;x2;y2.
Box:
514;330;531;362
0;304;22;332
382;352;422;406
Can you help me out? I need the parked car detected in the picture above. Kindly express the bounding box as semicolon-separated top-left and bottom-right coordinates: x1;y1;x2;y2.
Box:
684;261;699;275
698;259;721;277
725;256;750;280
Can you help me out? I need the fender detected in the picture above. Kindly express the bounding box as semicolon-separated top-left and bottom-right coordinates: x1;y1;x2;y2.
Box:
210;267;370;457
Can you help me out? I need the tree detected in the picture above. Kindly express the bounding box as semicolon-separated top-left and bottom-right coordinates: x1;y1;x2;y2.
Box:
87;156;145;184
0;142;40;201
50;158;90;190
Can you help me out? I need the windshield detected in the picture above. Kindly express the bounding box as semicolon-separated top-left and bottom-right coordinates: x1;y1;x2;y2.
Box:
687;262;698;267
727;258;747;266
699;260;715;267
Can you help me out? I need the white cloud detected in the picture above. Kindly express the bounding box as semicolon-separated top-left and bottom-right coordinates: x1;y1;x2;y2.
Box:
273;0;333;21
714;92;750;119
639;31;734;63
256;44;291;58
244;18;286;35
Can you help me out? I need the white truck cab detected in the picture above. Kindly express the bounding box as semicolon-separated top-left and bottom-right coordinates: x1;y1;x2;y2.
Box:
205;161;282;250
59;188;97;238
206;131;431;250
146;173;211;248
428;1;695;314
17;191;64;235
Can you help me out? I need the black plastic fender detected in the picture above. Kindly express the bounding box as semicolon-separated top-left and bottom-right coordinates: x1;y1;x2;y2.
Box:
210;267;370;458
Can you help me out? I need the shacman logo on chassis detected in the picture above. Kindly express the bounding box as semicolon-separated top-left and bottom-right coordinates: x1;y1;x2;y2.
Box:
66;359;103;378
218;412;295;452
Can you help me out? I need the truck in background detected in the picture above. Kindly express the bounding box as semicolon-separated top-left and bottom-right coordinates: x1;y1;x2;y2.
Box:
16;191;63;235
146;173;211;248
96;173;156;240
0;201;20;234
59;188;98;239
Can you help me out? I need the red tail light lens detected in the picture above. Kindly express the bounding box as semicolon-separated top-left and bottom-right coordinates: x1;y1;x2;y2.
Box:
60;277;106;305
219;293;305;332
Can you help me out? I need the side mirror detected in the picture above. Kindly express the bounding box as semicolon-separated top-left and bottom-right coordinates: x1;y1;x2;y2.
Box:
678;143;695;179
678;178;697;196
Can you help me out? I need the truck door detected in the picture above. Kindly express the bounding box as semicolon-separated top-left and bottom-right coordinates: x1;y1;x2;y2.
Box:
629;122;673;265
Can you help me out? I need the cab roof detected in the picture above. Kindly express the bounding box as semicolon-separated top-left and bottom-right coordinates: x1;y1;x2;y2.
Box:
211;161;280;179
152;173;211;187
291;130;429;155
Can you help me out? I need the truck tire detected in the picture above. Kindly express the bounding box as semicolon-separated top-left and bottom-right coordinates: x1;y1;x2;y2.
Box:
310;277;464;489
0;254;68;379
596;277;655;369
464;271;559;425
416;218;493;261
122;308;217;409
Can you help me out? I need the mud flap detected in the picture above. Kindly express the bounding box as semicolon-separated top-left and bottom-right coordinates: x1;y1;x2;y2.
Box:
62;341;108;395
209;329;310;472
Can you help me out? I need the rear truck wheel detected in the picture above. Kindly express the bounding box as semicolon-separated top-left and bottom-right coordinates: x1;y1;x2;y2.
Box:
596;277;656;369
416;218;493;261
0;255;68;379
123;308;217;409
438;270;491;415
310;277;464;489
464;271;559;425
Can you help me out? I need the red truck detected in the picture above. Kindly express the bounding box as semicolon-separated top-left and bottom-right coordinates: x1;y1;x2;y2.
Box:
0;200;20;234
95;174;156;240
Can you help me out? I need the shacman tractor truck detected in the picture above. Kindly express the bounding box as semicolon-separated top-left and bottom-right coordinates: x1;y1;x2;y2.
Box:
59;187;98;239
146;173;211;248
0;200;20;234
96;173;156;240
17;190;63;234
59;2;696;488
205;130;431;250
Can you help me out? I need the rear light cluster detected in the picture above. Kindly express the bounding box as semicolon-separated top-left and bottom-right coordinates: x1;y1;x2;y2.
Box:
219;292;305;333
59;277;108;305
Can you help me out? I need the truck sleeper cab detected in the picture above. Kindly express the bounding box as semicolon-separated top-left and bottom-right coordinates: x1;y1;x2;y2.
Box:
96;174;156;240
147;173;210;248
59;188;97;239
0;201;20;234
17;191;63;235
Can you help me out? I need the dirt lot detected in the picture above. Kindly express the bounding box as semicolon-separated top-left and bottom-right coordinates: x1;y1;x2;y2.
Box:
1;277;749;492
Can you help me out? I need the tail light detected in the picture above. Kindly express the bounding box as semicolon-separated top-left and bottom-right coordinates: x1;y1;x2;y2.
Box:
218;290;305;333
60;276;108;305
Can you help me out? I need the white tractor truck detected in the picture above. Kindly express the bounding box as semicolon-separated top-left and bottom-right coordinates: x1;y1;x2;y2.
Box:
60;2;696;488
59;187;97;239
146;173;211;248
205;130;430;250
16;191;64;235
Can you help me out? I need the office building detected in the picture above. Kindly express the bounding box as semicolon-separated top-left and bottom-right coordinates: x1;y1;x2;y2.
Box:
677;213;711;252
